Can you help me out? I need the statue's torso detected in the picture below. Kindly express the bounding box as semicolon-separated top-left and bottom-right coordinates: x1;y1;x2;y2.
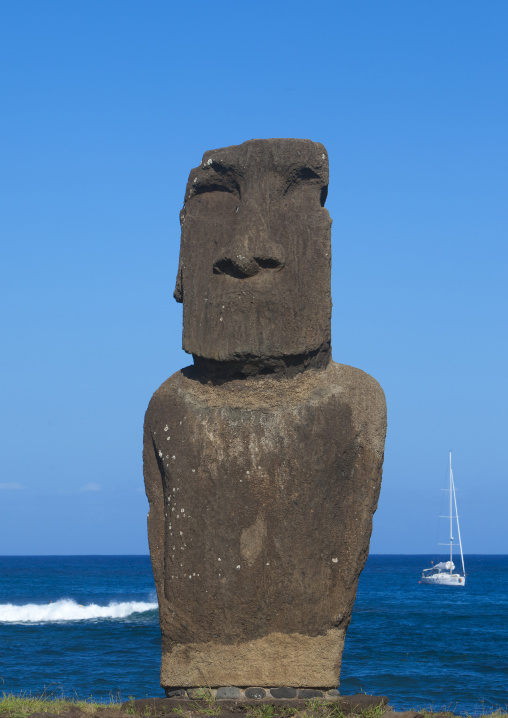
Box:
144;361;386;647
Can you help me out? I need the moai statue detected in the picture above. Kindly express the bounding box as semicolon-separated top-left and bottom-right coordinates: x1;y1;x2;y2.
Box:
144;139;386;694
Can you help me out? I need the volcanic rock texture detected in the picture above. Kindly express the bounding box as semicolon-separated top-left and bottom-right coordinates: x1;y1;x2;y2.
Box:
144;139;387;690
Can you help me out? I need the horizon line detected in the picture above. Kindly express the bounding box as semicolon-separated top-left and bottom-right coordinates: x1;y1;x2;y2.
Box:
1;552;507;558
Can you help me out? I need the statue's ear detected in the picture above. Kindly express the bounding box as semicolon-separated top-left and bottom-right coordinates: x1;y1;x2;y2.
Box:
174;261;183;303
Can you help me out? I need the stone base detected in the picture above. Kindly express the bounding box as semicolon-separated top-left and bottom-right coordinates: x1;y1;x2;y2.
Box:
166;687;341;700
124;695;391;715
161;629;345;688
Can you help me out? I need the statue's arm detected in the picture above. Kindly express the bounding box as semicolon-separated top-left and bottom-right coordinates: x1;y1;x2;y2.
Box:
143;399;165;606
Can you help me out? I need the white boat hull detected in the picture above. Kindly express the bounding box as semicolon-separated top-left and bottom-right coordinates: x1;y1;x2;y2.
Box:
421;573;466;586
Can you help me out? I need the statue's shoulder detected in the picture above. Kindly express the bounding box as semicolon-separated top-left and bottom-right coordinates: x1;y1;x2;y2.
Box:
144;368;189;425
326;361;387;452
328;360;385;404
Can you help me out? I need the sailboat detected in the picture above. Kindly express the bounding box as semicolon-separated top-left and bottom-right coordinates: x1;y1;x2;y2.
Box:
421;452;466;586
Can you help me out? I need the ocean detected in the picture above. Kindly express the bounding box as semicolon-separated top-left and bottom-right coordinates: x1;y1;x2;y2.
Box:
1;555;507;715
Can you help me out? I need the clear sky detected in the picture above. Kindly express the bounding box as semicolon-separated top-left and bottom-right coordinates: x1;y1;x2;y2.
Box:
1;1;507;555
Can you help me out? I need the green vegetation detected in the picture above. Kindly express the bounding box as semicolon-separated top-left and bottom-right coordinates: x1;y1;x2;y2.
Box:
245;699;388;718
247;704;279;718
170;701;220;717
0;691;122;718
168;688;221;717
1;692;507;718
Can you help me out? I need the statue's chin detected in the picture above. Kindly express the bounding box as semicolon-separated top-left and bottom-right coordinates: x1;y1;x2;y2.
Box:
189;344;332;383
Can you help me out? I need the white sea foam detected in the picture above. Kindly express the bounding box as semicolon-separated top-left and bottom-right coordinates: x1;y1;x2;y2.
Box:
0;598;158;623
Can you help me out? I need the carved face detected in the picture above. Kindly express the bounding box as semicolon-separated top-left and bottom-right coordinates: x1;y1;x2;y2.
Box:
175;139;332;362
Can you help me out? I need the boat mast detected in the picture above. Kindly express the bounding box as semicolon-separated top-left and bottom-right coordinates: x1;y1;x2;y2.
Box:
449;451;453;573
451;457;466;576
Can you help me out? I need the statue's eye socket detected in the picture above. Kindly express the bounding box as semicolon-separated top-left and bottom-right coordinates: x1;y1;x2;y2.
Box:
284;168;326;205
193;183;235;196
193;174;241;198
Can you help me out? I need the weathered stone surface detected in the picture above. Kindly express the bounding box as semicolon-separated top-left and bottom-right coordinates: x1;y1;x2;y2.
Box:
216;687;242;700
270;688;298;699
245;688;267;699
298;689;324;699
146;363;385;686
175;138;331;367
164;688;187;698
187;688;214;700
144;139;386;690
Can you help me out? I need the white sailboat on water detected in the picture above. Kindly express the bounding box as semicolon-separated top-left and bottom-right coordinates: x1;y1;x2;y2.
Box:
421;451;466;586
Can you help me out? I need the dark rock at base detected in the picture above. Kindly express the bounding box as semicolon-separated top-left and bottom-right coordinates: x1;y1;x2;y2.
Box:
298;690;324;699
216;687;241;700
381;712;424;718
187;688;214;700
164;688;187;698
270;688;298;699
245;688;267;699
326;690;340;698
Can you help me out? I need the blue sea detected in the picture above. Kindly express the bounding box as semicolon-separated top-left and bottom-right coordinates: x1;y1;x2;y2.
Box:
1;555;507;715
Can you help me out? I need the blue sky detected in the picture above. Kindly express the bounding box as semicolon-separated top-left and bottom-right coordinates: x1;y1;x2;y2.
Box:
1;1;507;554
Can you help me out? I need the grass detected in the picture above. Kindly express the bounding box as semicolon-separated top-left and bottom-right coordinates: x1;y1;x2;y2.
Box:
243;702;508;718
245;698;386;718
247;705;279;718
0;690;122;718
169;702;220;717
1;692;507;718
168;688;221;717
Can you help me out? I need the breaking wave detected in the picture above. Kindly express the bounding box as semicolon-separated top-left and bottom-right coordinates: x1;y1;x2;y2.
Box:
0;598;158;623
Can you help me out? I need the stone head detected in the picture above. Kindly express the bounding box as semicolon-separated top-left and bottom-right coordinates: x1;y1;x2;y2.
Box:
175;138;332;365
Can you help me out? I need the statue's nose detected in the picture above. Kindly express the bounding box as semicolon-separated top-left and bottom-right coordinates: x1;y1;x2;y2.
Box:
213;252;284;278
213;197;285;278
214;254;259;278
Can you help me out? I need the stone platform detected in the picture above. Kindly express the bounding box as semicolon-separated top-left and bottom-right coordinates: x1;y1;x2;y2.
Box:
166;687;343;700
122;693;399;716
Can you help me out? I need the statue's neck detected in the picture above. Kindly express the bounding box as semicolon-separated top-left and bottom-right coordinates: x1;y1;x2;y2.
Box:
190;343;331;385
